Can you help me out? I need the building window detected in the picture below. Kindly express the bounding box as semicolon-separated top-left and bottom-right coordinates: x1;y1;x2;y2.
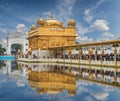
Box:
51;44;54;46
43;43;46;46
56;44;59;46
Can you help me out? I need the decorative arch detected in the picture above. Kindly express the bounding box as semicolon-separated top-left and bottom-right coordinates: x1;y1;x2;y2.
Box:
11;43;23;55
6;36;28;55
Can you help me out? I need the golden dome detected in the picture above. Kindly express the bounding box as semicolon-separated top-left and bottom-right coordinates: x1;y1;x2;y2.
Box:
45;12;62;27
45;19;62;26
68;18;76;27
37;17;44;27
31;24;36;30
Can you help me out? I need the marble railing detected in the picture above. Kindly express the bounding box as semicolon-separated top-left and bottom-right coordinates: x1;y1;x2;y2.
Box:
18;57;120;67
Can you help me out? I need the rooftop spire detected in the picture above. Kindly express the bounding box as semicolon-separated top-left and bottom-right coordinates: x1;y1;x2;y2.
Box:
50;12;54;19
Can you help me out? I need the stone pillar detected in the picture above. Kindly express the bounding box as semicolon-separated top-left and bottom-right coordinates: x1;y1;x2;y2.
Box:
6;61;11;75
88;65;91;79
88;48;92;64
18;49;21;58
63;49;65;62
51;49;53;59
100;48;104;65
114;68;117;86
95;49;97;61
69;49;72;63
114;47;117;65
100;66;103;81
78;65;81;74
79;49;82;64
69;64;72;74
28;48;32;59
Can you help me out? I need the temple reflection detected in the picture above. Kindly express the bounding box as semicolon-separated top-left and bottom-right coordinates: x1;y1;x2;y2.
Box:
27;64;76;96
3;61;120;96
77;66;120;88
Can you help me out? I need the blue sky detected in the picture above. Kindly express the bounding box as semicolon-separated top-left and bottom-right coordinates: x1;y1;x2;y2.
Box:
0;0;120;43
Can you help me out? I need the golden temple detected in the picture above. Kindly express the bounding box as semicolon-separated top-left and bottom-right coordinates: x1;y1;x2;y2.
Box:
28;13;76;51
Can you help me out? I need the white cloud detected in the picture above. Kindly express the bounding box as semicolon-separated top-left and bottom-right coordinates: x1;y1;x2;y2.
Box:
20;15;38;24
76;23;90;35
91;92;109;100
76;80;89;86
0;79;6;84
57;0;76;16
77;20;109;35
103;86;114;92
56;0;76;23
16;24;26;33
103;32;114;37
76;86;89;94
96;0;107;7
84;0;107;23
0;28;7;33
42;12;51;19
84;9;94;23
76;33;93;43
90;20;109;31
84;96;94;101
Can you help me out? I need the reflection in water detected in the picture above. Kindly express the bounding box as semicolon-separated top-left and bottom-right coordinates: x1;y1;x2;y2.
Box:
28;67;76;96
18;63;76;96
0;61;27;87
1;61;120;101
0;61;6;69
18;62;120;92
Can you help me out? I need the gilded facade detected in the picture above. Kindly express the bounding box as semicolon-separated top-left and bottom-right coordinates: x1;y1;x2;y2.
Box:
28;13;76;50
28;68;76;96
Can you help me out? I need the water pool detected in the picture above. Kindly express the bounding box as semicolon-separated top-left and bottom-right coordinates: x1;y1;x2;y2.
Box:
0;55;15;60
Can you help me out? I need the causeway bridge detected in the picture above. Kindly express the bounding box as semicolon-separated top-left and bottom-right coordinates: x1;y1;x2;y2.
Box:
18;39;120;67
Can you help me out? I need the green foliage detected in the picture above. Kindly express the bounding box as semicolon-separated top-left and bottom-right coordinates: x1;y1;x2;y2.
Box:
11;44;21;51
0;61;6;69
76;41;79;44
0;44;6;54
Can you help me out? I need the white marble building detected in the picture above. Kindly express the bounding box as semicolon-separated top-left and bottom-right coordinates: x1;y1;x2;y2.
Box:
5;32;28;55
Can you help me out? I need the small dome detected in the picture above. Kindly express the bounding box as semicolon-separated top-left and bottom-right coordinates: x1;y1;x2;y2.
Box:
31;24;36;30
37;17;44;27
68;18;76;27
45;19;62;26
45;12;62;27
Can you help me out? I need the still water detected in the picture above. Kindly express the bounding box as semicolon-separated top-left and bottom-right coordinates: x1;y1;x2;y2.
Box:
0;60;120;101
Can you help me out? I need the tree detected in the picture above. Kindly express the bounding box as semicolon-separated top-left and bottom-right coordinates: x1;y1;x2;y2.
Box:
11;44;21;51
0;44;6;55
0;61;6;69
76;41;79;44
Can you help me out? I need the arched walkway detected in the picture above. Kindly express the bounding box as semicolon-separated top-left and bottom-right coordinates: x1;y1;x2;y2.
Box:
6;32;28;55
11;44;23;55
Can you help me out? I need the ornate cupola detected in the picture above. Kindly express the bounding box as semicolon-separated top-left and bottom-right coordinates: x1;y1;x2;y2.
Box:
45;12;63;27
68;18;76;27
30;24;36;30
37;16;44;27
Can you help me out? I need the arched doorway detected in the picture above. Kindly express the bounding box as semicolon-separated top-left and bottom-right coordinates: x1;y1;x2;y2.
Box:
11;44;23;55
6;32;28;55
